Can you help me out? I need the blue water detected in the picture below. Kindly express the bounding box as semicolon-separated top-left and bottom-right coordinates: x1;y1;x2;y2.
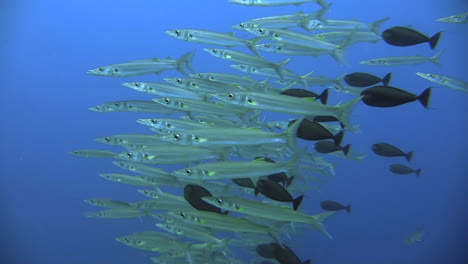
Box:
1;0;467;263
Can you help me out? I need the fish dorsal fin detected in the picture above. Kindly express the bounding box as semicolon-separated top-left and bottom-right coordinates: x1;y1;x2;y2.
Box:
248;127;261;131
226;32;234;36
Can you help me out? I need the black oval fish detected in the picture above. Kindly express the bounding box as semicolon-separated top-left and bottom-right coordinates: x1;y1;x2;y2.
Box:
255;157;295;187
344;72;392;87
231;178;255;189
288;118;344;144
281;88;329;104
267;243;311;264
314;140;351;156
183;184;228;214
382;26;441;49
255;179;304;211
372;142;413;162
390;164;421;176
320;200;352;214
361;86;431;108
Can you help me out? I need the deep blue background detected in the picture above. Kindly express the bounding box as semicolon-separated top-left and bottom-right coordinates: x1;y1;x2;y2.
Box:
1;0;467;263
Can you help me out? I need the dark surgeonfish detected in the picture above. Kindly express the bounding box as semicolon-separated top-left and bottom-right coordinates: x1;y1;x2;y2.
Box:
280;88;329;104
255;179;304;211
183;184;228;214
320;200;352;214
256;243;311;264
382;26;442;50
390;164;421;176
344;72;392;87
231;178;256;189
372;142;414;162
361;86;431;108
314;140;351;156
288;118;344;144
311;115;344;129
256;157;295;187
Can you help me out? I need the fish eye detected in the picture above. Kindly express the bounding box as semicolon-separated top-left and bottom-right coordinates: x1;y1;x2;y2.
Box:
124;237;130;243
240;65;246;69
173;134;180;141
114;102;120;107
176;229;183;235
212;49;218;53
276;46;282;51
429;74;436;78
209;76;215;81
166;123;172;128
193;136;200;142
176;78;183;84
113;68;119;72
258;28;264;34
370;60;375;63
247;98;253;104
239;23;245;28
126;152;133;158
263;44;270;48
150;119;157;124
136;240;143;245
179;212;186;218
164;98;171;104
217;199;223;204
104;137;110;142
191;82;197;87
188;33;193;38
143;154;149;159
227;93;235;100
175;30;180;36
98;67;104;72
185;169;192;175
273;33;279;38
134;83;140;87
234;204;240;210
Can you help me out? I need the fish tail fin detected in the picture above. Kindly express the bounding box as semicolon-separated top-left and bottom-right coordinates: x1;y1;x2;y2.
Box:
415;169;422;177
246;36;264;56
303;260;312;264
346;204;352;214
284;117;303;152
382;72;392;86
319;88;329;104
429;32;442;50
342;144;351;156
177;51;196;74
406;151;414;162
292;195;304;211
286;176;295;187
336;96;362;128
417;87;432;109
333;130;344;145
309;211;337;239
331;46;347;64
316;0;328;9
431;49;445;66
371;17;391;34
274;58;292;79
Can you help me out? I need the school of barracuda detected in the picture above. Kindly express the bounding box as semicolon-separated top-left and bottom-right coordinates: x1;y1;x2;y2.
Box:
71;1;466;263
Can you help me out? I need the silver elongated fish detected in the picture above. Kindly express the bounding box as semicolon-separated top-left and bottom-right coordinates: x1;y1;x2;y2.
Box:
190;72;258;87
306;17;390;34
122;82;204;100
69;149;117;158
84;199;133;209
158;117;303;152
155;223;224;244
360;50;445;66
244;27;348;63
88;100;181;114
229;0;327;8
436;12;468;24
87;51;195;76
137;118;215;133
313;31;382;45
164;77;243;94
211;92;361;128
231;64;311;88
203;48;291;79
171;158;299;181
99;173;160;187
116;145;225;165
95;134;164;148
416;72;468;93
202;195;336;239
84;208;147;219
165;29;260;54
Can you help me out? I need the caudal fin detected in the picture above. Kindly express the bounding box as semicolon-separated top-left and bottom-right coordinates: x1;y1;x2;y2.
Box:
430;49;445;67
333;130;344;145
309;211;337;239
429;32;442;50
382;72;392;86
177;51;196;75
415;169;422;177
292;195;304;211
371;17;391;34
336;96;362;128
319;88;329;104
406;151;414;162
346;204;352;214
342;144;351;156
417;88;432;108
